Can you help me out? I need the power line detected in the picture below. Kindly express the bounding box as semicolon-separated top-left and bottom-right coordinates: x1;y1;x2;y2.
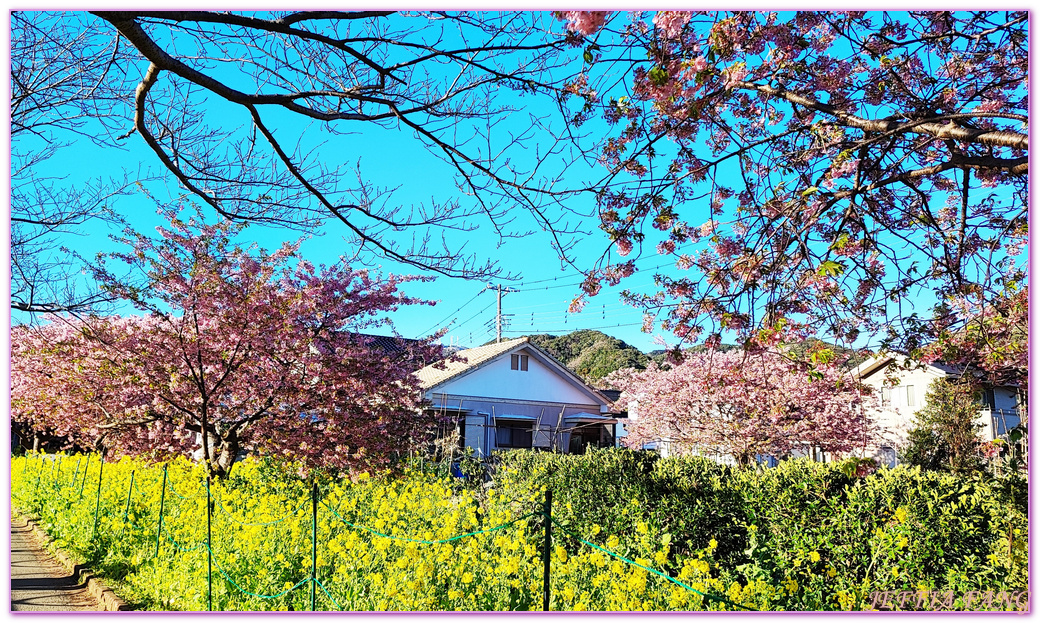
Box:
418;287;488;336
449;300;496;334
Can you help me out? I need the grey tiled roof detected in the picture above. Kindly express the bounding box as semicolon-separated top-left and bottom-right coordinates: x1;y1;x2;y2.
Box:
415;337;529;390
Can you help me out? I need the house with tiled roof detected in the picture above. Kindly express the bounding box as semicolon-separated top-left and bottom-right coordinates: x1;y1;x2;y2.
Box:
415;337;617;456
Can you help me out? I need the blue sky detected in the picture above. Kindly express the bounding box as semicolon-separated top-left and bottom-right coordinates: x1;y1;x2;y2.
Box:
7;12;682;353
9;10;1025;358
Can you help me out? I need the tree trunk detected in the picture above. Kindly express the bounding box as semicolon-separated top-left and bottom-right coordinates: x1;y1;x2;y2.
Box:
204;429;240;479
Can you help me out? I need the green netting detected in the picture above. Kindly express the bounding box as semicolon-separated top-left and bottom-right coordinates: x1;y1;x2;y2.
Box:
546;515;756;611
213;496;308;526
323;502;536;545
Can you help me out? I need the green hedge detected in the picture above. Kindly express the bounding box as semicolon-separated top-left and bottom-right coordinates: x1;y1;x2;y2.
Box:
493;448;1027;609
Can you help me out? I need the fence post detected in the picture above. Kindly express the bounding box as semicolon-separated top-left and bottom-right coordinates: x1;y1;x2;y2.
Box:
311;482;318;611
542;488;553;612
155;465;168;559
33;455;43;501
121;470;136;537
71;457;82;492
91;454;105;542
79;455;91;498
206;475;214;612
53;455;62;490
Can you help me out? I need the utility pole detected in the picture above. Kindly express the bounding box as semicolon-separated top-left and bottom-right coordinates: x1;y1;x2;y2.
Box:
488;283;518;343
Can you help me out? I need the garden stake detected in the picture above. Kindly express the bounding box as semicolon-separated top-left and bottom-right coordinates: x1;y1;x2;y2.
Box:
79;455;91;498
542;488;553;611
206;475;213;612
121;470;136;537
52;455;62;489
155;465;168;559
33;457;42;500
71;457;82;492
311;482;318;611
91;455;105;542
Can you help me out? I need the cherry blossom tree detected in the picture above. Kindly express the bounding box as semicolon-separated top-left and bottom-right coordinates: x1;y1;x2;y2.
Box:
555;11;1027;357
11;208;441;478
608;349;876;466
924;286;1027;388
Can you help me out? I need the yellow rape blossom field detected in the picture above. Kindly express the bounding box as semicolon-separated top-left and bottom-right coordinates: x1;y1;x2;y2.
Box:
12;453;746;611
11;449;1027;612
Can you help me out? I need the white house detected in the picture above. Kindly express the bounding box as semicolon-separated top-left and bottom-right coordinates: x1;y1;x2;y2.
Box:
853;353;1023;466
415;337;617;456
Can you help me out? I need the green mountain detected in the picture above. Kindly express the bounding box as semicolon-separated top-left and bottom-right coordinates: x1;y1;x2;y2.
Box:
525;330;650;386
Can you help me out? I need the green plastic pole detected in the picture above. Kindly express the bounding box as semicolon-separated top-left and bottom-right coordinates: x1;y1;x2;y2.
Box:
121;470;136;537
33;457;42;499
542;489;553;612
206;475;213;612
79;455;91;498
71;457;82;492
91;455;105;542
311;482;318;611
155;466;168;559
53;455;62;489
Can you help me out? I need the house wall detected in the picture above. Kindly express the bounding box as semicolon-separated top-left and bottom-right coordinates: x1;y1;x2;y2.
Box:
860;364;947;458
427;395;606;456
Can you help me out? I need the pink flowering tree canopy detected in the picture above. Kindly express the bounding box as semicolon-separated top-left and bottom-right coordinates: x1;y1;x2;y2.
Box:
12;208;440;478
554;11;1027;357
608;350;877;466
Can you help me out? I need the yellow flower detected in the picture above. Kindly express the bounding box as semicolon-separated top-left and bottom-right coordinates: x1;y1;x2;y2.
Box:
461;572;474;584
784;577;798;593
555;545;568;564
826;566;837;578
708;538;718;551
809;551;821;563
894;507;908;523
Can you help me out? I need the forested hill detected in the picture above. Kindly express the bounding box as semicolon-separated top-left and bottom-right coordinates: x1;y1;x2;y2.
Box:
525;330;650;385
512;331;862;387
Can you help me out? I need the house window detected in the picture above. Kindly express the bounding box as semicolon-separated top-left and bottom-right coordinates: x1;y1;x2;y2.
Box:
980;389;995;409
496;420;532;448
510;354;529;371
880;445;897;468
881;387;891;407
906;385;915;407
568;426;613;453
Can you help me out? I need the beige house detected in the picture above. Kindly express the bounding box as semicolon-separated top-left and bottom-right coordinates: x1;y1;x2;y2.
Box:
853;353;1023;466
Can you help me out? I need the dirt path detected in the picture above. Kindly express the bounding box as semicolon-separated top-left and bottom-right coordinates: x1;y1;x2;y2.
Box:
10;515;100;611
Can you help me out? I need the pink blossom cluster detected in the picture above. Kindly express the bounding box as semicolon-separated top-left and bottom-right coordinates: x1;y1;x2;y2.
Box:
555;11;610;36
652;11;692;39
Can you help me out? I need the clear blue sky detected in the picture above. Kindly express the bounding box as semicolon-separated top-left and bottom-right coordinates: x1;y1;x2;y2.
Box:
8;12;682;353
11;10;1015;357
